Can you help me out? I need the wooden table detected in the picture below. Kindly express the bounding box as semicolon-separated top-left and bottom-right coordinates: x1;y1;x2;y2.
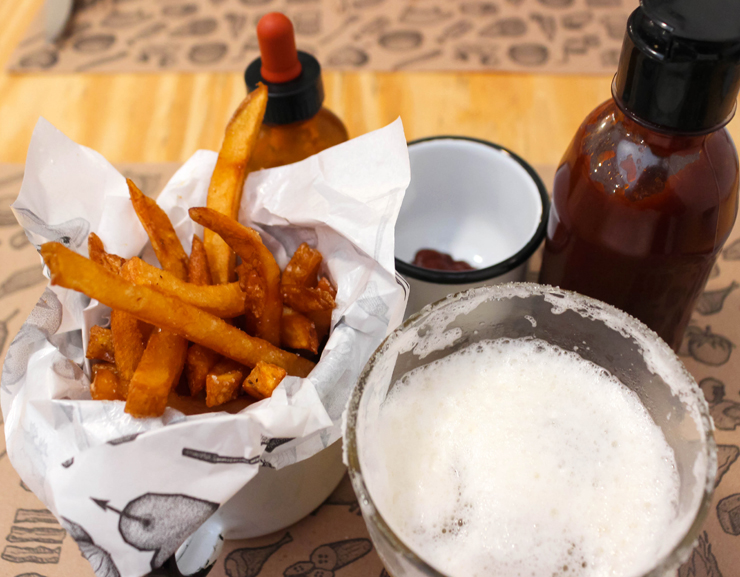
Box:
3;1;738;169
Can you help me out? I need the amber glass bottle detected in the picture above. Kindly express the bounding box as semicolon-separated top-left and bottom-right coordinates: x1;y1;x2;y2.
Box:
245;13;348;171
539;0;740;351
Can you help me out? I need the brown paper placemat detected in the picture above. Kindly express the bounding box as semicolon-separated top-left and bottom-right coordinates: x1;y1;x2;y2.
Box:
8;0;636;74
1;162;738;577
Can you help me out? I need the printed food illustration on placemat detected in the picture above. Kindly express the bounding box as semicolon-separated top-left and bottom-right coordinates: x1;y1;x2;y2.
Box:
9;0;637;74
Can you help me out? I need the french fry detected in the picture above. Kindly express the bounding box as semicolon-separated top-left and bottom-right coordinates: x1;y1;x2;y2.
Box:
128;179;189;281
307;277;337;339
282;243;322;287
126;329;188;418
90;365;125;402
190;207;282;346
281;307;319;354
188;235;213;286
282;243;336;316
111;310;145;396
86;325;115;363
205;84;268;284
186;344;220;396
205;358;246;407
122;257;247;318
128;180;192;415
243;361;287;400
41;243;315;378
88;232;126;274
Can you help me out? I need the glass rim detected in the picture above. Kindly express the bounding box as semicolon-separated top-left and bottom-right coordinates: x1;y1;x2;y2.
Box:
345;282;717;577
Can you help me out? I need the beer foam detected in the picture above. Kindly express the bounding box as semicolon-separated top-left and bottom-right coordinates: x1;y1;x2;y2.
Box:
367;338;681;577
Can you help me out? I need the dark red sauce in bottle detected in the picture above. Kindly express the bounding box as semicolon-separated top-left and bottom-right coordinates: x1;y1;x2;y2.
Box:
539;101;738;350
538;1;740;351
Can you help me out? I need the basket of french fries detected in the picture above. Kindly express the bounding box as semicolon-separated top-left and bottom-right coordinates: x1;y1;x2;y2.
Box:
1;90;409;577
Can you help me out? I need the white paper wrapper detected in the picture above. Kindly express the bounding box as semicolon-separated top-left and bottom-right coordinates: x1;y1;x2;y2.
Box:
1;117;409;577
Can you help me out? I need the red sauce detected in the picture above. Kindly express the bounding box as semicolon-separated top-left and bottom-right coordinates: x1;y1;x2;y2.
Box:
412;249;476;272
539;100;739;351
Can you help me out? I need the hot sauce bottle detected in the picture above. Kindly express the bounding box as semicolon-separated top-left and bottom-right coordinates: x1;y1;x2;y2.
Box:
539;0;740;351
244;12;348;170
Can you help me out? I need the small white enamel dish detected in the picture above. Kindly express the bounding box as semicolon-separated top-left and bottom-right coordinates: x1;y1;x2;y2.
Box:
395;136;549;315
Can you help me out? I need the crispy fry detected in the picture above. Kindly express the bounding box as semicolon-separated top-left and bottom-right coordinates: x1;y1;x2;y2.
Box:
243;361;287;400
281;243;336;315
205;85;268;284
128;179;189;281
92;362;118;377
122;257;247;318
88;232;107;265
206;371;243;408
86;325;115;363
205;358;246;407
282;243;322;287
282;285;335;313
186;344;220;396
281;307;319;354
188;234;213;286
111;309;145;395
90;365;125;401
307;277;337;340
41;243;315;377
125;329;188;417
190;207;282;345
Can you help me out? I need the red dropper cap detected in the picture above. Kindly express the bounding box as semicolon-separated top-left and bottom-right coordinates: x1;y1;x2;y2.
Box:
257;13;303;84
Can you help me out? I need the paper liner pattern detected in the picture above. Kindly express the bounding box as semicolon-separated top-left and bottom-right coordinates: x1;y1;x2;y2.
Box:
8;0;637;74
0;115;409;577
2;162;740;577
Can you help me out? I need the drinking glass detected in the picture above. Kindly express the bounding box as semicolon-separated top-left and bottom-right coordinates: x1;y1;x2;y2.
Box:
345;283;716;577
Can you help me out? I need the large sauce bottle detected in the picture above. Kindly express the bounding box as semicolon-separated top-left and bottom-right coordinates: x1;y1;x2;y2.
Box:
539;0;740;351
244;12;348;170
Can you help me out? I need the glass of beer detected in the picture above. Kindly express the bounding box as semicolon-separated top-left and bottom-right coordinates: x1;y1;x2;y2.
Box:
345;283;716;577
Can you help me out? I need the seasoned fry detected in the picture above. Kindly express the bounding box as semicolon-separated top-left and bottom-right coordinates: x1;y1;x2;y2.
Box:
282;285;335;313
281;307;319;354
188;235;213;286
282;243;322;287
307;277;337;339
243;361;287;400
122;257;247;318
41;243;315;378
128;179;189;281
126;329;188;417
92;362;118;377
317;276;337;299
90;365;125;401
205;358;246;407
186;344;220;396
86;325;115;363
205;84;269;284
190;207;282;346
111;310;145;395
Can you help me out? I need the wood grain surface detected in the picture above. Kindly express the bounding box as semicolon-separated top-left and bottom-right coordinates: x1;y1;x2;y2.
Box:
2;0;737;171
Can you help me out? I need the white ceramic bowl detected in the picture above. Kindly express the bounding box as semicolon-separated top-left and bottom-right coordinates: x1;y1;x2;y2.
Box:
395;137;548;315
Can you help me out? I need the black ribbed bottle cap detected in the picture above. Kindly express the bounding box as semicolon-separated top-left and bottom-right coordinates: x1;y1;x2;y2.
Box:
245;51;324;125
613;0;740;134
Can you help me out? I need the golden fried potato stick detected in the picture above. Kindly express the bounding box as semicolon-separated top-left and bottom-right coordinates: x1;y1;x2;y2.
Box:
126;330;188;417
127;180;193;416
186;344;220;396
122;257;247;318
128;179;189;281
281;307;319;354
190;207;282;346
188;235;213;286
243;361;287;400
282;243;323;287
306;277;337;340
86;326;115;363
205;84;268;284
90;365;125;401
205;358;246;407
111;310;145;396
41;243;315;378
